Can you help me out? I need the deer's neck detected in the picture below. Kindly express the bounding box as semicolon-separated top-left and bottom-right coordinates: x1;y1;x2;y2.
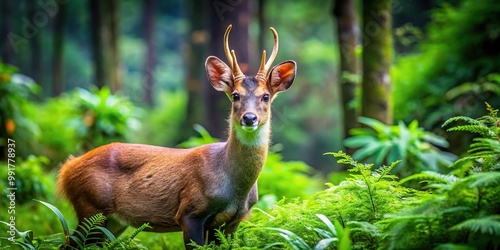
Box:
223;120;270;193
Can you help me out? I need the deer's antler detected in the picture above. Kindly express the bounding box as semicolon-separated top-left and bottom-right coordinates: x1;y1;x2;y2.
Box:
256;27;279;82
224;25;244;81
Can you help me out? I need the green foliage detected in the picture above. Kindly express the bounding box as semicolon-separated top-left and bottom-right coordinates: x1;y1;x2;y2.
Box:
177;124;219;148
328;151;401;215
0;156;51;206
443;103;500;172
262;214;351;250
21;87;141;166
0;63;41;158
392;0;500;137
258;152;323;207
25;94;81;165
345;117;456;176
381;170;500;249
1;200;149;250
212;152;427;249
68;87;141;151
132;91;187;146
381;106;500;249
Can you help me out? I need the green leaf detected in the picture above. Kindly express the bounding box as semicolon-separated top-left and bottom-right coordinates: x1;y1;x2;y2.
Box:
422;132;450;148
467;172;500;188
352;142;383;161
358;117;389;134
264;227;312;250
344;136;378;148
338;227;352;250
34;199;70;239
400;171;458;185
316;214;337;237
451;215;500;235
313;238;338;250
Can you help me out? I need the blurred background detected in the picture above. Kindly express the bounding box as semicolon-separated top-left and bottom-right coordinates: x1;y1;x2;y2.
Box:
1;0;499;174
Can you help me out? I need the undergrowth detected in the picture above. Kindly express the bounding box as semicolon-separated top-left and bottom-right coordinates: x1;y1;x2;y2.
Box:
192;152;427;249
1;200;148;250
192;103;500;249
379;103;500;249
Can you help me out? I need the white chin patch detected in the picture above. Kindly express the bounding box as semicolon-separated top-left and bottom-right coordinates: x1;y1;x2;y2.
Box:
242;125;258;132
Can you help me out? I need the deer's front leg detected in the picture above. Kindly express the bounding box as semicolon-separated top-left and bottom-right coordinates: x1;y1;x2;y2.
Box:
181;216;206;249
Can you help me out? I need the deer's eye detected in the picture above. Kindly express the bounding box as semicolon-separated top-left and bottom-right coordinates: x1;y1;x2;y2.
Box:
232;93;240;102
262;94;270;103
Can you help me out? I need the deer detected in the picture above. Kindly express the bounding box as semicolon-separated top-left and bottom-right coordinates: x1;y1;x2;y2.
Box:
57;24;296;249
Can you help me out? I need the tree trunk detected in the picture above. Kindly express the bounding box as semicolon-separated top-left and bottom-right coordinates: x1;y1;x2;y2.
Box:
205;0;250;139
1;0;13;64
89;0;107;89
333;0;359;145
107;0;121;93
142;0;156;106
184;0;208;140
361;0;393;124
89;0;120;92
29;1;42;86
52;2;66;96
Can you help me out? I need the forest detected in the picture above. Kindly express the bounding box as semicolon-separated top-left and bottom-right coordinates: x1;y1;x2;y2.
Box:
1;0;500;249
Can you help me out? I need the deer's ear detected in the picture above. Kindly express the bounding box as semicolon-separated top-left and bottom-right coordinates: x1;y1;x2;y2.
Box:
268;60;296;95
205;56;234;93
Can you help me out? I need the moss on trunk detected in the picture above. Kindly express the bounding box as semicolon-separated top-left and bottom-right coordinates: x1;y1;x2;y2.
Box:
361;0;393;124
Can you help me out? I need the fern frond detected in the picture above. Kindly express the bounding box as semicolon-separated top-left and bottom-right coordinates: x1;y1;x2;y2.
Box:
75;214;107;246
469;138;500;154
485;102;498;118
400;171;458;186
447;125;494;138
442;116;484;128
451;215;500;236
128;223;150;241
108;223;150;249
467;172;500;188
375;161;401;182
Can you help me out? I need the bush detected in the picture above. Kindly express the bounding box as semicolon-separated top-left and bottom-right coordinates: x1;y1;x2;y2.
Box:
26;94;81;165
345;117;456;177
68;87;141;151
0;63;41;159
0;155;51;206
23;87;142;167
1;200;149;250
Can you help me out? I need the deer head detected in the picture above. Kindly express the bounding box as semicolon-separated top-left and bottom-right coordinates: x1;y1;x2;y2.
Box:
205;25;297;145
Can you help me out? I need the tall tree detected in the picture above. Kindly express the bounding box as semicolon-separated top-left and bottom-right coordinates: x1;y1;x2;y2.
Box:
333;0;359;145
205;0;250;139
89;0;108;89
106;0;121;93
52;2;66;96
29;1;42;86
89;0;121;92
361;0;393;124
142;0;156;106
184;0;208;139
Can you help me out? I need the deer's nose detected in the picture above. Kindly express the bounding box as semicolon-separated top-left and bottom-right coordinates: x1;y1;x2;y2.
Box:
241;113;258;127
